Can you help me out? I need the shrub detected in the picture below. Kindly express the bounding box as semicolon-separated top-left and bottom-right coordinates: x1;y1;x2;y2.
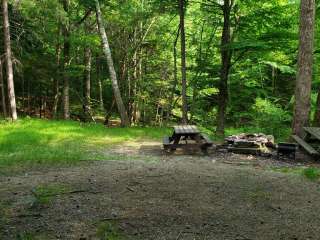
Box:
251;98;291;139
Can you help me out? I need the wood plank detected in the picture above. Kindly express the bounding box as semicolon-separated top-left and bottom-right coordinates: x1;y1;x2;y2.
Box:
304;127;320;140
173;125;199;134
292;135;319;155
200;133;213;145
228;147;261;155
165;143;210;149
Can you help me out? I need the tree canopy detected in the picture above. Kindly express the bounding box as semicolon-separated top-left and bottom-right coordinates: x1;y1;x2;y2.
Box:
0;0;318;138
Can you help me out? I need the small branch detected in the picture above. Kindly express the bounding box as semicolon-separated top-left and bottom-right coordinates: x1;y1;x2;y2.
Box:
72;9;93;30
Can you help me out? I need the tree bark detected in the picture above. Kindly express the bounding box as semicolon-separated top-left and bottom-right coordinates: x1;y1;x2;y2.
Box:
96;56;104;111
178;0;188;124
216;0;233;136
83;46;92;118
0;60;7;117
2;0;17;120
167;25;180;121
293;0;315;136
95;0;129;127
315;92;320;126
62;0;70;120
52;25;62;118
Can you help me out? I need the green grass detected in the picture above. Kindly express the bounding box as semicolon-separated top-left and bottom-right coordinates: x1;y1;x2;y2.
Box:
97;221;126;240
0;117;292;172
0;118;171;170
15;232;52;240
31;184;71;205
271;166;320;181
302;167;320;181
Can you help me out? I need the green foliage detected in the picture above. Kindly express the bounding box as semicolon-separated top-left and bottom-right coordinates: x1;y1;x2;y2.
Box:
0;0;314;137
262;61;296;74
251;98;292;138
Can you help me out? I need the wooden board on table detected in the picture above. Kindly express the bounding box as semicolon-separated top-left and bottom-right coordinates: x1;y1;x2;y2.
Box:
304;127;320;141
292;135;319;156
173;125;200;134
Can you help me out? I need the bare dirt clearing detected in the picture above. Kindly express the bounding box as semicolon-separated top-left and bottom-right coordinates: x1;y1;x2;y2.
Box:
1;141;320;239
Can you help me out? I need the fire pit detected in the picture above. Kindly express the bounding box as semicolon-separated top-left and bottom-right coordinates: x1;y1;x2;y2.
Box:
224;133;275;155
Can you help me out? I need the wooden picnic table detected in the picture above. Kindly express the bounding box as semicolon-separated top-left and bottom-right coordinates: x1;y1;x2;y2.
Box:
163;125;213;153
292;127;320;157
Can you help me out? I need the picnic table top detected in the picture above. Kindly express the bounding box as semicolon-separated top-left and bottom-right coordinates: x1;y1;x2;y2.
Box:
173;125;200;134
304;127;320;140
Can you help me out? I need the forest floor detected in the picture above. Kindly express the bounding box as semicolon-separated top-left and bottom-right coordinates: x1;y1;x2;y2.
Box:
1;140;320;240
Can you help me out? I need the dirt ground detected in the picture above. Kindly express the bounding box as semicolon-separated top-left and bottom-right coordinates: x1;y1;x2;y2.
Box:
1;141;320;240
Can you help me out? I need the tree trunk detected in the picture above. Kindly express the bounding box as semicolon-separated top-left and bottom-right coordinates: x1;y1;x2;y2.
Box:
178;0;188;124
52;25;62;118
2;0;17;120
96;56;104;111
293;0;315;136
167;25;180;121
216;0;232;136
0;60;7;117
95;0;129;127
62;0;70;120
83;46;92;118
314;92;320;126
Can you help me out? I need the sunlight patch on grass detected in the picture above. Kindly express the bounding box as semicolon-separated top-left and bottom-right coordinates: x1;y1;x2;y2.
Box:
0;118;170;170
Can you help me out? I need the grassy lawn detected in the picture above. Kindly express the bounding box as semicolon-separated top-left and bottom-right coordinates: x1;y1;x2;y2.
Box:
0;118;292;173
0;118;171;170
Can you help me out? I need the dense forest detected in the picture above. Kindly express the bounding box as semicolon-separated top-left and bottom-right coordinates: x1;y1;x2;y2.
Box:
0;0;318;138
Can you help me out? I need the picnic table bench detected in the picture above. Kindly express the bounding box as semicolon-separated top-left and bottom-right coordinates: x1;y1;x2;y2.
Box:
163;125;213;153
292;127;320;157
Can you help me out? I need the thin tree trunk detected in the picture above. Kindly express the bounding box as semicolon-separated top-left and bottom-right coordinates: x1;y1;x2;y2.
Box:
0;60;7;117
95;0;129;127
21;71;25;113
2;0;17;120
96;56;104;111
178;0;188;124
52;25;62;118
27;75;30;115
167;25;180;121
315;93;320;126
128;28;138;124
216;0;233;136
293;0;315;136
62;0;70;120
83;46;92;119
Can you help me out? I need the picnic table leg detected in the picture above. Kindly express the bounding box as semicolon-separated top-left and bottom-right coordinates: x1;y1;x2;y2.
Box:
201;146;209;155
169;134;181;152
193;133;206;154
